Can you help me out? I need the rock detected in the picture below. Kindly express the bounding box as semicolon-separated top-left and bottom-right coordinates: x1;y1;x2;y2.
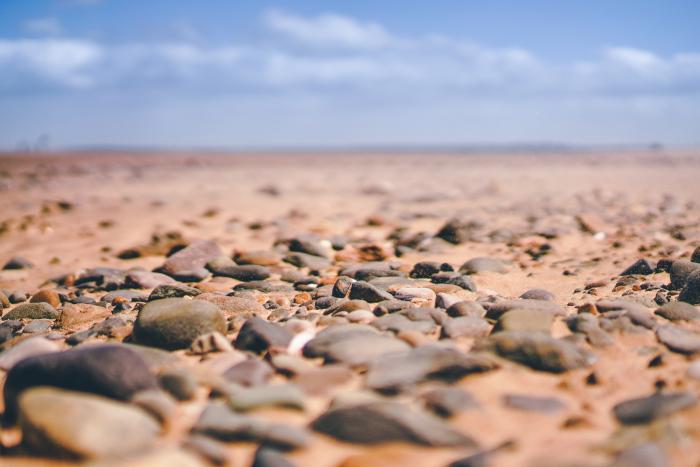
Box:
4;344;157;422
102;290;149;303
234;250;282;266
18;387;159;459
134;298;226;350
125;269;177;289
655;302;700;321
159;368;198;401
332;277;354;298
613;392;697;424
57;303;111;331
149;284;201;300
365;345;498;393
348;281;394;303
293;365;355;395
620;259;655;276
252;447;297;467
311;401;477;447
192;402;311;450
2;302;58;320
410;261;444;279
194;292;266;316
235;317;293;353
566;314;613;347
656;325;700;354
484;299;564;320
679;269;700;304
161;239;223;279
0;336;59;370
183;434;231;466
520;288;555;301
475;331;592;373
422;387;479;417
503;394;565;413
131;389;178;425
287;235;331;258
208;260;271;282
432;272;477;292
30;289;62;307
314;333;410;367
3;256;33;270
223;358;273;386
670;260;700;289
446;301;486;318
372;314;436;334
612;442;668;467
492;309;553;334
22;319;53;334
459;257;507;275
441;316;491;339
284;252;331;270
191;331;233;354
435;218;482;244
224;383;306;411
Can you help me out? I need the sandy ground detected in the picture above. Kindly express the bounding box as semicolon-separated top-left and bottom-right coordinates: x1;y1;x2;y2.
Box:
1;150;700;466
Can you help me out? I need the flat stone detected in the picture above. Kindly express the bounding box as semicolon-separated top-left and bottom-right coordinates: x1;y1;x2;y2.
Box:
194;292;266;316
208;260;271;282
18;387;159;459
30;289;62;308
125;269;177;289
57;303;111;331
620;259;655;276
365;345;498;393
459;257;507;275
3;302;58;320
371;314;436;334
441;316;491;339
520;288;555;301
612;442;668;467
492;309;553;334
235;317;293;353
134;298;226;350
234;250;282;266
3;256;33;270
432;272;477;292
503;394;565;413
225;383;306;411
446;301;486;318
224;358;274;387
4;344;157;422
422;387;479;417
0;336;59;370
475;331;592;373
284;252;331;270
192;402;311;450
162;239;223;278
149;284;201;300
484;299;564;320
311;401;477;447
613;392;697;424
348;281;394;303
656;325;700;354
252;447;296;467
566;314;613;347
655;302;700;321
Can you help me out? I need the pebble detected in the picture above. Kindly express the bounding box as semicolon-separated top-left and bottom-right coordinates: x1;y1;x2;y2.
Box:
0;336;59;370
208;259;271;282
125;269;177;289
224;358;274;386
519;288;555;301
161;239;223;280
422;387;479;417
2;302;59;320
57;302;111;331
149;283;201;300
348;281;394;302
252;447;297;467
191;331;234;354
311;401;477;446
134;298;227;350
654;301;700;321
234;317;293;353
159;367;198;401
492;308;553;334
194;292;266;316
669;260;700;289
613;392;697;424
441;316;491;339
446;301;486;318
503;394;565;413
458;257;508;275
656;325;700;354
3;344;157;422
3;256;33;270
224;383;306;411
29;289;62;307
475;331;592;373
679;269;700;304
18;387;159;459
620;258;655;276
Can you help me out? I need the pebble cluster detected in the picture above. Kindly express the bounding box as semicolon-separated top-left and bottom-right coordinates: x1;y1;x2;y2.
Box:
1;152;699;466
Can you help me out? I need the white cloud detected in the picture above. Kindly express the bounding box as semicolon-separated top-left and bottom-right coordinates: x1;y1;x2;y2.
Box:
24;17;62;35
263;9;392;49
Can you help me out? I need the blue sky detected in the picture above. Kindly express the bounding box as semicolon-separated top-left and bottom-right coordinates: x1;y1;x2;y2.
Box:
0;0;699;149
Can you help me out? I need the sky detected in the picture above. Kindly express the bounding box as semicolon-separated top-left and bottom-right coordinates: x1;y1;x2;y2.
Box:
0;0;699;150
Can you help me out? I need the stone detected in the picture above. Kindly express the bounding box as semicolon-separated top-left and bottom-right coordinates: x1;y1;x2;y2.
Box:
679;269;700;304
223;358;273;386
332;276;354;298
365;345;498;393
422;387;479;417
194;292;266;316
159;368;198;401
30;289;62;307
410;261;444;278
235;317;293;353
483;299;564;320
57;303;111;331
313;333;410;367
459;257;507;275
4;344;157;422
372;314;436;334
432;272;477;292
656;325;700;354
2;302;58;320
234;250;282;266
394;287;436;304
125;269;177;289
148;284;201;300
192;402;311;450
102;290;149;303
613;392;697;424
311;401;477;447
475;332;592;373
131;389;178;425
348;281;394;303
446;301;486;318
208;260;271;282
183;434;231;466
3;256;33;270
287;235;331;258
620;259;655;276
503;394;565;413
161;239;223;279
566;314;613;347
0;336;59;370
252;447;297;467
612;442;668;467
669;260;700;289
492;309;553;334
22;319;53;334
225;383;306;411
293;365;355;395
18;387;159;459
655;302;700;321
134;298;226;350
435;218;482;244
519;288;555;301
284;252;331;270
441;316;491;339
191;331;234;354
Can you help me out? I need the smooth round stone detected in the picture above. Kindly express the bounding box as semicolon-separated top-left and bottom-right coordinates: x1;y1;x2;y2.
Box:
159;368;198;401
0;336;59;370
422;387;479;417
394;287;436;304
679;269;700;304
656;325;700;354
3;344;157;422
458;257;508;275
224;358;274;387
441;316;491;339
234;317;293;354
613;392;697;424
446;301;486;318
2;302;59;320
134;298;226;350
492;309;553;334
519;288;555;301
30;289;62;308
670;260;700;289
655;301;700;321
18;387;160;459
